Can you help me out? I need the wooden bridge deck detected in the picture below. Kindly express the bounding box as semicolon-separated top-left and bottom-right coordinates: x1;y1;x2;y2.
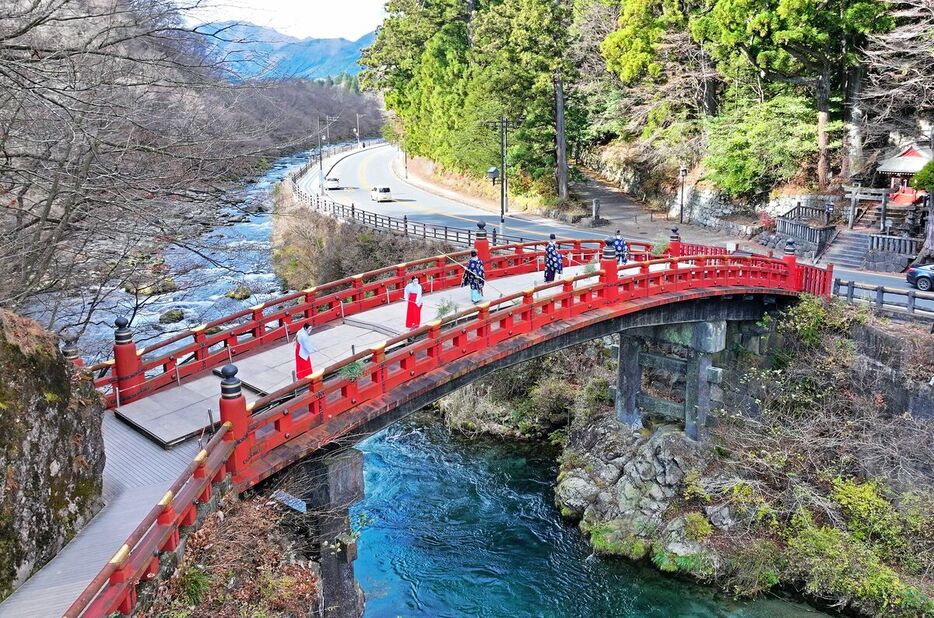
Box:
0;260;624;617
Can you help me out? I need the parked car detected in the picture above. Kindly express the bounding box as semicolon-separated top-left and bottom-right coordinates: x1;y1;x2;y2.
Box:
370;186;393;202
324;177;341;190
906;264;934;291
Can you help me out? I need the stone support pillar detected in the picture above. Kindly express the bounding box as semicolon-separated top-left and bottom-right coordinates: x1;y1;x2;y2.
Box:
615;334;642;429
303;449;365;618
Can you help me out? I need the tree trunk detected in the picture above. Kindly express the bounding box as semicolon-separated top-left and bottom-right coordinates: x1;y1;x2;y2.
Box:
816;69;831;191
911;195;934;266
844;65;865;180
554;75;569;201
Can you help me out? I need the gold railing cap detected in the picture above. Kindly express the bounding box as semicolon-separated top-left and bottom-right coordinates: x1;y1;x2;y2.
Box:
194;449;208;464
477;301;491;310
222;420;233;430
351;274;364;280
246;401;256;412
428;319;443;328
371;341;387;352
250;303;265;311
158;490;174;507
523;288;536;295
136;347;145;356
396;262;408;269
191;324;207;333
110;544;130;566
303;287;317;294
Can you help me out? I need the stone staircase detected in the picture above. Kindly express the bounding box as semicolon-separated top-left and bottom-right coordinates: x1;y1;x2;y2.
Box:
820;229;871;269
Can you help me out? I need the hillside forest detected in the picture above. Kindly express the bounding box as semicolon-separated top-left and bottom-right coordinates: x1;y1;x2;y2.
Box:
0;0;382;335
361;0;933;204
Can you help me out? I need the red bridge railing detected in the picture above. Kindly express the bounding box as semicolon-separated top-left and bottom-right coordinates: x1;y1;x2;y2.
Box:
67;235;831;617
87;238;657;408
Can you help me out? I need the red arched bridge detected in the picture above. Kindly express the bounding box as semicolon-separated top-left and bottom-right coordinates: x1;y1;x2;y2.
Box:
16;231;832;618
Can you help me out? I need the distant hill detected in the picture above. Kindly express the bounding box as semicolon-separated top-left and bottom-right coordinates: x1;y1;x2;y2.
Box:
202;22;375;80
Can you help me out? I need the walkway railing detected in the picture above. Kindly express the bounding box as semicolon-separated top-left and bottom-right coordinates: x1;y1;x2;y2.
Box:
68;237;831;617
775;217;836;254
64;424;233;617
833;279;934;318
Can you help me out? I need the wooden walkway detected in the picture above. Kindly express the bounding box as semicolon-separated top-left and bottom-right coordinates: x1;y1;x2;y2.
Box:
0;260;631;617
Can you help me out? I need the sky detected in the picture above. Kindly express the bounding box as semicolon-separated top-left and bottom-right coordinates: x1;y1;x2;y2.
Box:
190;0;387;41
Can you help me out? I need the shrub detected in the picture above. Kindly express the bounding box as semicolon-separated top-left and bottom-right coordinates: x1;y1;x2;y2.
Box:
683;512;713;541
703;95;822;197
832;478;903;551
786;522;934;615
724;541;783;597
179;565;211;604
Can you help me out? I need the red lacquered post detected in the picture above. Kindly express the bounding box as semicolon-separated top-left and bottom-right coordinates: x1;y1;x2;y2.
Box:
474;220;491;264
218;364;250;485
113;317;143;405
782;239;801;291
668;227;682;257
599;238;619;303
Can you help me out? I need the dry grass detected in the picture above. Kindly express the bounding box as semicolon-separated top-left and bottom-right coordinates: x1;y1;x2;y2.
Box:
143;496;319;618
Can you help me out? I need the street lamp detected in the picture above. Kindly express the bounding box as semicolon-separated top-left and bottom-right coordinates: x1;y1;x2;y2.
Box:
679;166;688;224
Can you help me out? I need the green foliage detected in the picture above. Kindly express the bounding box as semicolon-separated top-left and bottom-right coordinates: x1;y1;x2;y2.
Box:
703;96;819;197
682;469;709;502
683;512;713;541
687;516;721;548
786;521;934;615
832;478;903;550
435;298;458;320
179;565;211;605
724;541;783;597
650;239;669;256
582;376;611;407
337;360;365;381
911;160;934;193
778;295;858;347
590;523;649;560
651;547;679;572
600;0;684;83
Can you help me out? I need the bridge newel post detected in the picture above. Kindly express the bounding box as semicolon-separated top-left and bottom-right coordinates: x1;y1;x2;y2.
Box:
599;238;619;303
61;333;83;368
302;287;317;321
113;317;144;405
782;240;801;291
668;227;682;257
250;303;266;340
474;220;491;264
370;342;386;393
428;319;443;367
219;364;250;486
823;263;834;299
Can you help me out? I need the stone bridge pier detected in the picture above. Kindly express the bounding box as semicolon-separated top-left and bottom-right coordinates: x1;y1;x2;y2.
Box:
294;449;365;618
613;320;727;440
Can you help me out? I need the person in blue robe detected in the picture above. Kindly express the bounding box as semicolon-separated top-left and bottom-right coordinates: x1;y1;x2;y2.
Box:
612;230;630;264
544;233;563;282
462;250;485;302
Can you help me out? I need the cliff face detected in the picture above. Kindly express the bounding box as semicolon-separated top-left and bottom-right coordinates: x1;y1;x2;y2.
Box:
0;310;105;600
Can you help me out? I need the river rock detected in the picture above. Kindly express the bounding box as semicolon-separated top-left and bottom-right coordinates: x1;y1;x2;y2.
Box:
225;285;252;300
159;309;185;324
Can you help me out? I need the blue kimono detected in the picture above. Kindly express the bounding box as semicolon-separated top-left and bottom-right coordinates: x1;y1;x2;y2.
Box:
462;256;485;302
612;237;629;264
544;241;563;282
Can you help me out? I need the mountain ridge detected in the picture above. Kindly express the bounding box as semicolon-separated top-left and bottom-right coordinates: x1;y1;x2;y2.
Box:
202;21;375;80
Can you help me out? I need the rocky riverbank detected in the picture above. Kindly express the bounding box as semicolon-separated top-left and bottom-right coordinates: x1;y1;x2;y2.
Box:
438;298;934;616
0;310;105;601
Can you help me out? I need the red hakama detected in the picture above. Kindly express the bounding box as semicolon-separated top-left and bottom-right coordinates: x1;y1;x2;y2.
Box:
406;292;422;328
295;342;312;380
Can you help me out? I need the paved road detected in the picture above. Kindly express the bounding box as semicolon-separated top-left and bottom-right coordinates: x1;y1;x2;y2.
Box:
300;145;931;314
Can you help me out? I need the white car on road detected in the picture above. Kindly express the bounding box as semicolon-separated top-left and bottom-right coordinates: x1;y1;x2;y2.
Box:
324;177;340;190
370;186;393;202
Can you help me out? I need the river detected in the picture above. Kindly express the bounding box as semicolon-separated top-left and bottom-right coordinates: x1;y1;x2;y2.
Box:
65;153;826;617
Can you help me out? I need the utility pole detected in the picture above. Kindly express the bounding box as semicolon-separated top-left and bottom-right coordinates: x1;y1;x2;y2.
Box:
355;113;362;146
484;116;521;237
554;75;568;201
317;116;323;193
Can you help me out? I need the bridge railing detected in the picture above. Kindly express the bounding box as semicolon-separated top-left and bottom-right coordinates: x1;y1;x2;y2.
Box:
236;252;820;488
88;239;659;407
64;423;234;618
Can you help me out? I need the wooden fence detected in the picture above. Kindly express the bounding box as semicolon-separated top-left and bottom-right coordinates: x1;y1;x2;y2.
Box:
833;279;934;319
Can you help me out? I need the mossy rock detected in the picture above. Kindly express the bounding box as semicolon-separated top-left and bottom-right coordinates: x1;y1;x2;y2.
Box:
225;285;252;301
125;277;178;296
158;309;185;324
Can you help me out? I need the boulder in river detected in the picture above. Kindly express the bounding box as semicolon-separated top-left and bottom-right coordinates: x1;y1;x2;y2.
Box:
158;309;185;324
225;285;252;301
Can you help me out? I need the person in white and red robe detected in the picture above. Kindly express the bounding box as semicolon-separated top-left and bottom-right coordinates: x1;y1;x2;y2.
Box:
404;276;423;329
295;323;315;380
